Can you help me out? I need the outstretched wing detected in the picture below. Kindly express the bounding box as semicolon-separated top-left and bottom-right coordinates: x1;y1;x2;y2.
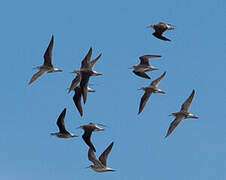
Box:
90;53;102;67
139;55;161;65
138;91;152;114
80;71;91;104
88;148;103;166
73;86;83;116
68;74;80;93
99;142;114;166
165;116;184;138
133;71;151;79
180;90;195;112
82;130;96;152
43;35;54;67
151;71;166;86
81;47;92;69
56;108;69;134
152;32;171;41
28;70;46;85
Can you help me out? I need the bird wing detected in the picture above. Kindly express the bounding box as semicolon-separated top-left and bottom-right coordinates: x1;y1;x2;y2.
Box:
90;53;102;67
138;91;152;114
88;148;102;166
80;72;91;104
82;130;96;152
133;71;151;79
99;142;114;166
43;35;54;67
151;71;166;86
180;90;195;112
73;86;83;116
28;70;46;85
68;74;81;93
139;55;161;65
81;47;92;69
165;116;184;138
152;32;171;41
56;108;69;134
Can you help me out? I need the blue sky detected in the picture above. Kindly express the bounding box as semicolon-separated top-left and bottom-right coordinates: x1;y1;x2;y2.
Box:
1;0;226;179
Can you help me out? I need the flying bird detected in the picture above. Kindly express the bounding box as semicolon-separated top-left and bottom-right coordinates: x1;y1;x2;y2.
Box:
165;89;198;138
72;86;95;116
51;108;78;138
138;71;166;114
74;48;102;103
79;123;104;152
87;142;115;172
147;22;174;41
131;55;161;79
28;35;62;85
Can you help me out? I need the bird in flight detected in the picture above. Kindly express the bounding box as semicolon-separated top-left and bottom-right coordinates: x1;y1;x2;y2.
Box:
165;89;198;138
79;123;105;152
147;22;174;41
131;54;161;79
138;72;166;114
51;108;78;138
73;48;102;104
28;35;62;85
87;142;115;172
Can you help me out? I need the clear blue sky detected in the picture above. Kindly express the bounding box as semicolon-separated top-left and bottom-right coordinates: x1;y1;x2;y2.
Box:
1;0;226;179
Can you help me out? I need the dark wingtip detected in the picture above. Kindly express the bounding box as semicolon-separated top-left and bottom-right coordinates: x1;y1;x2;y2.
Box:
51;35;54;42
92;147;96;152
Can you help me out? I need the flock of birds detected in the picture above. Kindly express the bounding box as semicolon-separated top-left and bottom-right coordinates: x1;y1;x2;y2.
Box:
28;22;198;172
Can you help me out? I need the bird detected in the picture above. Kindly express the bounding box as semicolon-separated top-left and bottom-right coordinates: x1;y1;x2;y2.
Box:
79;48;102;104
28;35;62;85
131;55;161;79
147;22;174;41
51;108;78;138
87;141;115;172
72;86;95;116
79;123;104;152
138;71;166;114
165;89;198;138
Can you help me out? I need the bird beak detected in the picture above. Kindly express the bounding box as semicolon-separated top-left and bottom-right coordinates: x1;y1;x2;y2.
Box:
96;123;107;127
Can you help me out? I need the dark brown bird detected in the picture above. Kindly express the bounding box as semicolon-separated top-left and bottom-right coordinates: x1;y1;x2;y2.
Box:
50;108;78;138
165;90;198;138
131;55;161;79
87;142;115;172
28;35;62;85
138;72;166;114
72;48;102;104
147;22;174;41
